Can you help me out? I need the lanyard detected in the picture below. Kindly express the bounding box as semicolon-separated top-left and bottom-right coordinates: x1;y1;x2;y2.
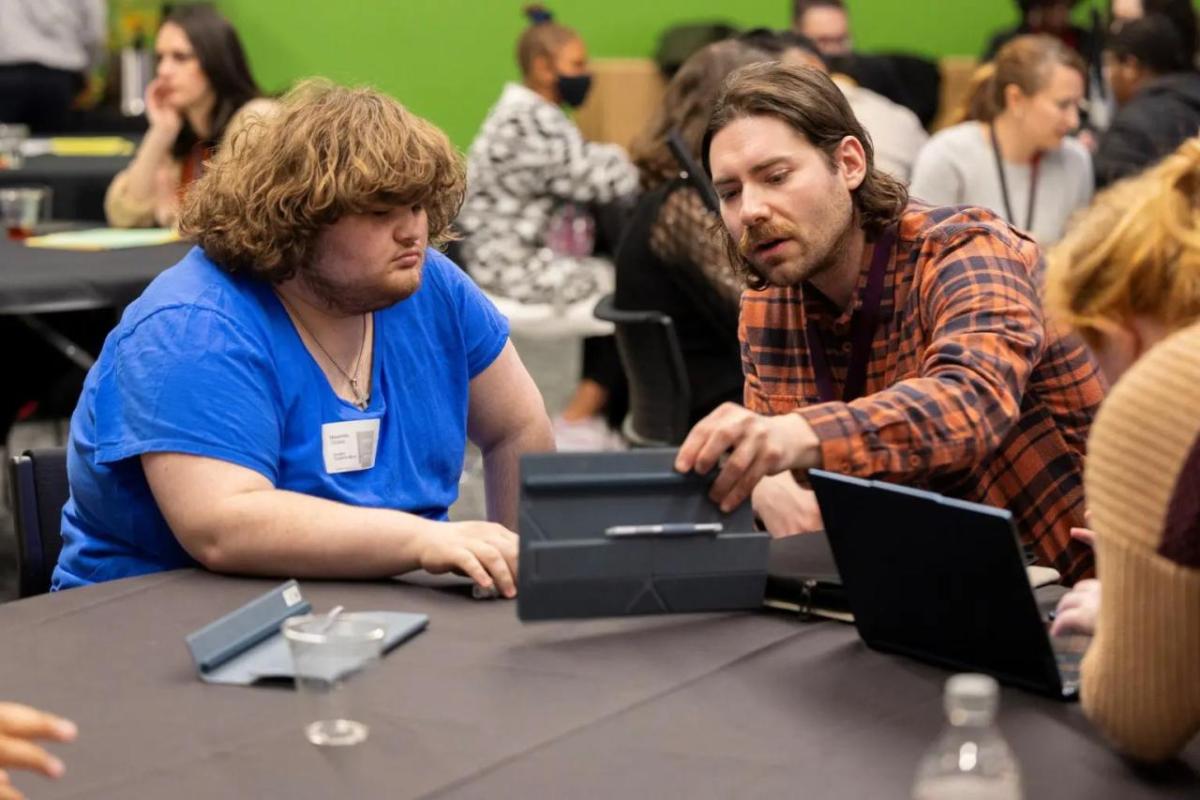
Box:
989;121;1040;231
805;224;896;404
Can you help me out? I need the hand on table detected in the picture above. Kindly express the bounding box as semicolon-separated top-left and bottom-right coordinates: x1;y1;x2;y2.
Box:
417;521;519;598
1050;578;1101;637
0;703;76;799
675;404;820;513
752;472;824;538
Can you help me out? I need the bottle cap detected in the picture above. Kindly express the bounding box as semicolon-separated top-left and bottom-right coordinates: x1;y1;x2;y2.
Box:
944;673;999;724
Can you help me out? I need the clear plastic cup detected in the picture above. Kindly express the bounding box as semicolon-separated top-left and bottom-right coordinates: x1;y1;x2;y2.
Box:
0;186;51;240
281;613;386;746
0;124;29;170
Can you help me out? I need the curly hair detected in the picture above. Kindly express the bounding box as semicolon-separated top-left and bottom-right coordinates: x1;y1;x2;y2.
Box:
702;62;909;290
178;79;466;282
1046;136;1200;347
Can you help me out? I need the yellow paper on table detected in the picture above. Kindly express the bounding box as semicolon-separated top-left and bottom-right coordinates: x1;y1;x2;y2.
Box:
49;137;136;157
24;228;181;251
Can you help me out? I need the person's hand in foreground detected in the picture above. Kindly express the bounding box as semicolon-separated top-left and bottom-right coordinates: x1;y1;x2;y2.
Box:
752;472;824;537
0;703;76;799
1051;578;1100;637
418;522;520;598
675;403;821;513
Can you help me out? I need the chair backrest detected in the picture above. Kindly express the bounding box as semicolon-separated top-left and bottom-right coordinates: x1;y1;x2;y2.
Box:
8;447;69;597
593;295;691;447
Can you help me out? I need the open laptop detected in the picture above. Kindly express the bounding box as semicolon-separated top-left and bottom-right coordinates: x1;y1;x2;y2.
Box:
808;469;1086;699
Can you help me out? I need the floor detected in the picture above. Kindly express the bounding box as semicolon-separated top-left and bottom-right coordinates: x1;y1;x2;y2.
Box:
0;332;582;603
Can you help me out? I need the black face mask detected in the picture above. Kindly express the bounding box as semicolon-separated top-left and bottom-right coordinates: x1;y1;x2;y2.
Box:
556;73;593;108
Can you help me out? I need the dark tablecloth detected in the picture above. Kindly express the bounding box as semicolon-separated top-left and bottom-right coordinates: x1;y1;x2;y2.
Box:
0;570;1195;799
0;150;133;223
0;237;190;314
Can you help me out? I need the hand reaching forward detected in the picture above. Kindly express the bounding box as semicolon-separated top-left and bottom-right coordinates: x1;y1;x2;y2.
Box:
0;703;76;799
675;403;821;513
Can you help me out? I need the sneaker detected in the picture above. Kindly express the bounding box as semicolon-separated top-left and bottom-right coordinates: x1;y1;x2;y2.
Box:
552;414;626;452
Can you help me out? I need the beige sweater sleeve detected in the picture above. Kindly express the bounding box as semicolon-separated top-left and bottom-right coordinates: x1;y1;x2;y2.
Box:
104;98;277;229
1081;534;1200;761
104;159;181;229
1079;320;1200;761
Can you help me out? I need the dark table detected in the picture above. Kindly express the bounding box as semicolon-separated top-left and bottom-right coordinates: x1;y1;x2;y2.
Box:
0;236;189;380
0;570;1195;799
0;148;134;223
0;236;190;315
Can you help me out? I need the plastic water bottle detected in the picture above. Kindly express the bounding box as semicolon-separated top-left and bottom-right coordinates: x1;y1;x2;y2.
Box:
912;674;1022;800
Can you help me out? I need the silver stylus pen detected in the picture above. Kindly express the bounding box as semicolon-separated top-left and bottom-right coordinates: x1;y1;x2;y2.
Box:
604;522;724;537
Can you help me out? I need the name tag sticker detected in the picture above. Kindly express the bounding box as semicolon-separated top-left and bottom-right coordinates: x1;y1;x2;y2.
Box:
322;418;381;474
282;585;303;607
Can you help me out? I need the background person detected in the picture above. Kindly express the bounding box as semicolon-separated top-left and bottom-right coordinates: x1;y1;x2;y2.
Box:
619;40;771;427
458;5;637;450
0;0;107;133
983;0;1095;61
1094;14;1200;187
790;0;921;122
910;35;1092;244
1110;0;1199;66
105;4;272;228
1046;139;1200;762
743;29;928;182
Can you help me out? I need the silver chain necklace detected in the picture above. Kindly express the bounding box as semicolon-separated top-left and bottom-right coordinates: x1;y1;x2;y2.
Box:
278;294;370;410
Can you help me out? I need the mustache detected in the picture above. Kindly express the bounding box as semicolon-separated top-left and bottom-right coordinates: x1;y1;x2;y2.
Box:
737;222;797;258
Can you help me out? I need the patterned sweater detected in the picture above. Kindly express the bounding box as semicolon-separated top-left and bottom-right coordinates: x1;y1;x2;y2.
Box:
459;83;638;305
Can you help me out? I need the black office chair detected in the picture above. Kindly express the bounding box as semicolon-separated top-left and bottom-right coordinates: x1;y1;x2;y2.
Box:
7;447;69;597
593;295;691;447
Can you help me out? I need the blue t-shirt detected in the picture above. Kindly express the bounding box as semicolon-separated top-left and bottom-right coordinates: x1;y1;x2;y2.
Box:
52;246;508;590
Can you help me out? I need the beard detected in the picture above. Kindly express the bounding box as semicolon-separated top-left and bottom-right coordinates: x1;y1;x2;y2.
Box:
300;259;424;316
736;185;856;287
738;216;855;288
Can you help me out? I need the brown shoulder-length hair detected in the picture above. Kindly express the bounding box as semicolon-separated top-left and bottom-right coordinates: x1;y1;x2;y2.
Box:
630;40;770;189
702;61;908;289
178;79;465;282
161;4;261;160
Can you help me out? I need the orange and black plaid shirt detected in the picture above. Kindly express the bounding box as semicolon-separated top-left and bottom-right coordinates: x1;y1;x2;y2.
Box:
740;203;1105;583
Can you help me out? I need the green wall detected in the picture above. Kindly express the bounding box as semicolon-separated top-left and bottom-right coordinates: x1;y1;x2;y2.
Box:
214;1;1075;147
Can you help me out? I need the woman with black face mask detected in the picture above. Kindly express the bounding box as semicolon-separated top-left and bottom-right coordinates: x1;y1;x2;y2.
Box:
459;5;638;451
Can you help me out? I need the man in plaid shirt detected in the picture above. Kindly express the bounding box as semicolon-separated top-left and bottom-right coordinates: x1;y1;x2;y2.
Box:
675;62;1104;583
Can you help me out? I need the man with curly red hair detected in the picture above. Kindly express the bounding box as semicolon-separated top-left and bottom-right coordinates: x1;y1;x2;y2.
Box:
52;81;553;597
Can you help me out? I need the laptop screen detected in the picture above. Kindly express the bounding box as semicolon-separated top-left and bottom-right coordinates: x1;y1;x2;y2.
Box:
809;469;1069;697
